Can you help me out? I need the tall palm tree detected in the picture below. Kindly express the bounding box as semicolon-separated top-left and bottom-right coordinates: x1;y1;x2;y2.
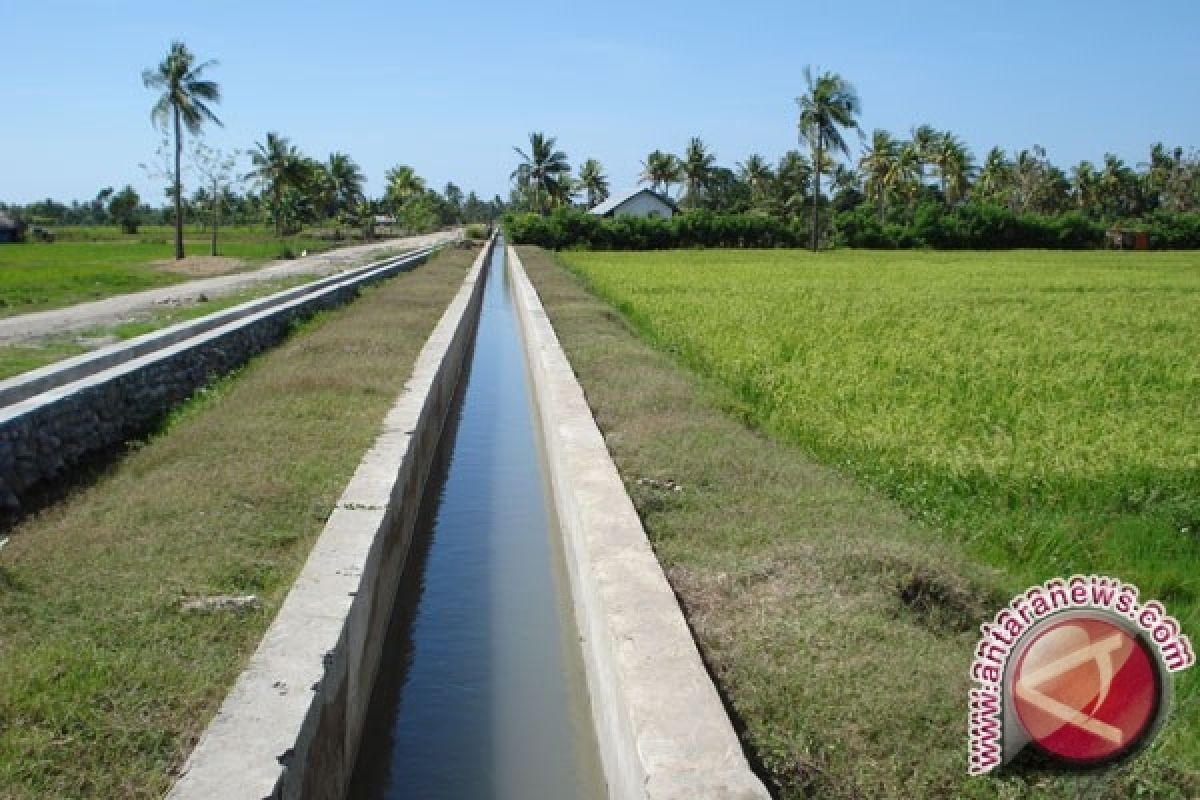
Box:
250;132;301;236
859;129;900;221
640;150;683;199
578;158;610;208
737;154;774;210
511;132;570;214
796;66;862;251
1071;160;1100;215
681;137;716;209
143;41;222;260
326;152;365;216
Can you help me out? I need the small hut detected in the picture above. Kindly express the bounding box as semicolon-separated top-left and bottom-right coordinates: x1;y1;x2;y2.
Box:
0;212;26;244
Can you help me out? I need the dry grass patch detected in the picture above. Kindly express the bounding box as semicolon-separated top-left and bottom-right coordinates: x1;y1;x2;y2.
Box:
517;246;1198;800
0;246;476;798
150;255;246;277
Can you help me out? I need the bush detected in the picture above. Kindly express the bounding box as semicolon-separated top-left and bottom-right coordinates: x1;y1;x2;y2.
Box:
1143;211;1200;249
464;223;489;240
503;208;806;250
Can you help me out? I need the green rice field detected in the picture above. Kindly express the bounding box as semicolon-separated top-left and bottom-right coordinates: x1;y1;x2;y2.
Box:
560;248;1199;702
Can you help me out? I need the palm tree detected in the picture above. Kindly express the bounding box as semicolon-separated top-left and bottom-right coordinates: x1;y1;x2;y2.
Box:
639;150;683;199
681;137;716;209
143;41;222;260
909;124;940;191
796;66;862;251
931;132;976;205
384;165;426;212
773;150;812;218
250;132;301;236
975;147;1013;206
511;132;570;214
737;154;774;210
326;152;365;216
1071;160;1100;215
578;158;610;208
859;129;900;221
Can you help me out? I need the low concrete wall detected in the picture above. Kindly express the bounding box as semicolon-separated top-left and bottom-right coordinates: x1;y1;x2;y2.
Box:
508;246;770;800
0;246;441;511
168;237;494;800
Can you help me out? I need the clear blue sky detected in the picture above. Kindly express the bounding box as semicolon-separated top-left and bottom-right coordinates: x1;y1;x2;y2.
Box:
3;0;1198;206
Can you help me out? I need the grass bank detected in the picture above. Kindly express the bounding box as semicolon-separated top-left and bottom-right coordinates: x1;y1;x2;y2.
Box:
519;246;1198;798
0;245;475;798
0;225;340;316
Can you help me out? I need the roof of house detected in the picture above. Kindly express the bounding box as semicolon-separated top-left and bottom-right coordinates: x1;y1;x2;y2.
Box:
588;187;678;216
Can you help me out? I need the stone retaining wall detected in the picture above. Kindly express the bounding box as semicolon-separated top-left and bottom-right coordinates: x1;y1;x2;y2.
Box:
0;247;438;512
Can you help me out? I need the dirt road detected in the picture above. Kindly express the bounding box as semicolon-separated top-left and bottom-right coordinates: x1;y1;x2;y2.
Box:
0;230;461;344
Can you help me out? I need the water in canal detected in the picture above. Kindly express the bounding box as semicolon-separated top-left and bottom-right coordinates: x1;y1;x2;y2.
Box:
348;241;605;799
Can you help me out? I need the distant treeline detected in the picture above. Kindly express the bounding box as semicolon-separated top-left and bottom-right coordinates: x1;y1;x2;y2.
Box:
504;205;1200;250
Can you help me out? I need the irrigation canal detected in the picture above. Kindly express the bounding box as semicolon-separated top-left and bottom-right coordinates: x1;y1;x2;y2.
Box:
348;241;605;799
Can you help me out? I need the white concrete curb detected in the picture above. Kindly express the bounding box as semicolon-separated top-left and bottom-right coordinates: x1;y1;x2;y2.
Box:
167;237;494;800
508;246;770;800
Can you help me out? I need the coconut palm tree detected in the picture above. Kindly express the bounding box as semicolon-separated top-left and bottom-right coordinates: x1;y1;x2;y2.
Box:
511;132;570;214
931;132;976;205
384;165;426;212
1071;160;1100;215
909;124;940;191
737;154;774;210
681;137;716;209
577;158;610;208
796;66;862;250
326;152;365;216
640;150;683;199
859;129;900;221
773;150;812;219
143;41;222;259
975;147;1013;206
250;132;301;236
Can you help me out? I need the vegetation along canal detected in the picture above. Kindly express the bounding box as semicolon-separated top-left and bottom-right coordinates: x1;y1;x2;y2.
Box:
349;240;605;799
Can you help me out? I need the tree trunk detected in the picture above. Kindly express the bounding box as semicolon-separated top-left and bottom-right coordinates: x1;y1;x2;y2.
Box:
211;178;219;257
811;139;822;252
173;106;184;260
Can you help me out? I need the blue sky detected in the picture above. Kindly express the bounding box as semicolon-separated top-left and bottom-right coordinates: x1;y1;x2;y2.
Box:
3;0;1198;206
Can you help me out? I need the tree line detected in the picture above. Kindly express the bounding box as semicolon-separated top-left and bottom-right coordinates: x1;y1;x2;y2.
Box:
1;41;499;256
506;67;1200;250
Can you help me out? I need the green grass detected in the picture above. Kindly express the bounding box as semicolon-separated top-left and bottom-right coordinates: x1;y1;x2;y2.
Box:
0;246;476;798
0;277;314;380
0;225;341;316
535;247;1200;796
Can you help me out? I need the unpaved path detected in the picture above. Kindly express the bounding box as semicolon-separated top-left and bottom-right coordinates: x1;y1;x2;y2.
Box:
0;230;461;344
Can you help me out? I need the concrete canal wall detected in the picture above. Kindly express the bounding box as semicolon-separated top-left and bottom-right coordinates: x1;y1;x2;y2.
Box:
167;237;493;800
508;246;770;800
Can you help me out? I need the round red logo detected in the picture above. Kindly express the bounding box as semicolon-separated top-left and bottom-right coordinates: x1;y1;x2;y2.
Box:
1011;615;1161;765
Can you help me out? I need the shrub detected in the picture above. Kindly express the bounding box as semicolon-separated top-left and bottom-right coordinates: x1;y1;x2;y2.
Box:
464;223;489;240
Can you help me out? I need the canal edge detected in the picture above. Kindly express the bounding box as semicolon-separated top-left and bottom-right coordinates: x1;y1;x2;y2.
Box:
507;246;771;800
166;236;496;800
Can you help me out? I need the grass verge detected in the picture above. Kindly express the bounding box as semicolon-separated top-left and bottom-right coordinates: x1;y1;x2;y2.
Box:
518;246;1199;799
0;245;476;798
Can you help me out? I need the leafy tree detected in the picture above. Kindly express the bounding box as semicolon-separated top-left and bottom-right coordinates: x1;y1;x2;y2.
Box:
108;186;141;234
443;182;464;223
975;147;1014;206
681;137;717;209
511;132;571;214
1071;160;1101;215
143;41;222;259
250;132;302;236
190;142;240;255
639;150;683;199
577;158;610;208
796;66;862;250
